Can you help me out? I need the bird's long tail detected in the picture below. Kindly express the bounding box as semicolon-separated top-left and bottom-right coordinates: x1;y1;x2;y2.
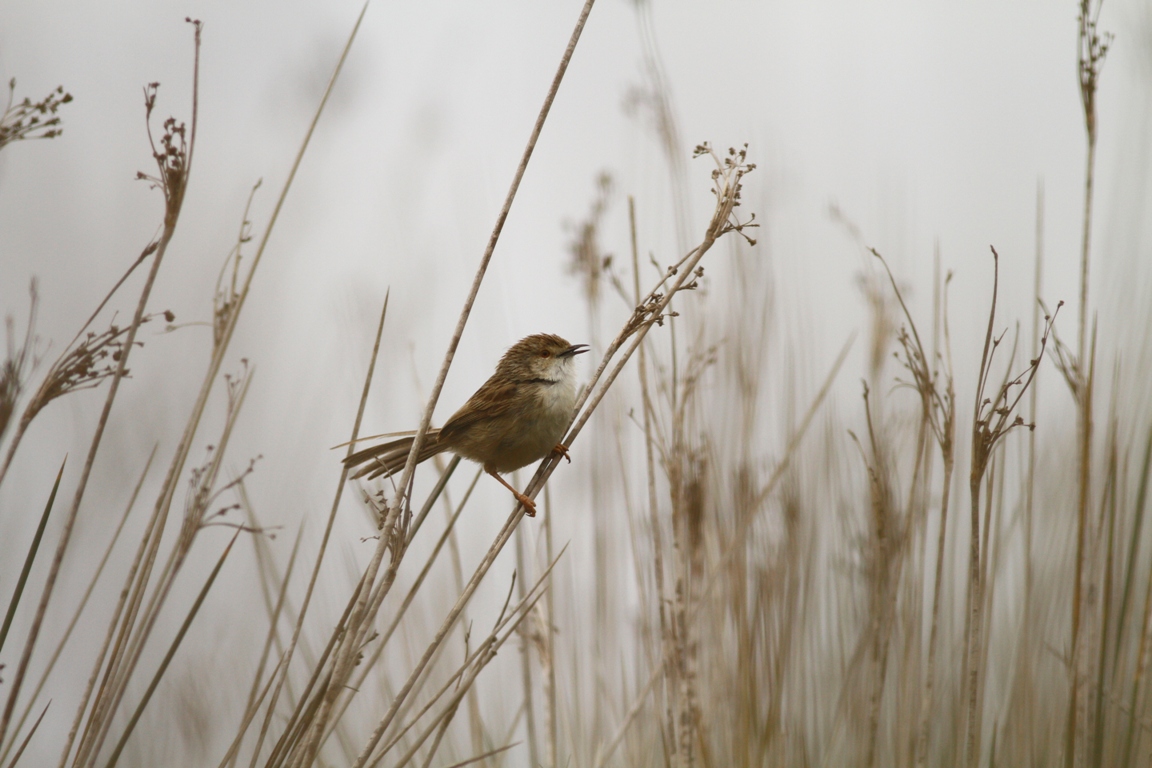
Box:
343;429;444;480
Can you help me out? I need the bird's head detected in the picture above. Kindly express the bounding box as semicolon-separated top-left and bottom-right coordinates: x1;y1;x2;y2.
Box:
500;333;588;382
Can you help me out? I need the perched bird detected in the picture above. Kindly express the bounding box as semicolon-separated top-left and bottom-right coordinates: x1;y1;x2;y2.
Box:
344;333;588;516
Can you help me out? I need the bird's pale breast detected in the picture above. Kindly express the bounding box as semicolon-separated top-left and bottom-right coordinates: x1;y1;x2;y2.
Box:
480;375;576;473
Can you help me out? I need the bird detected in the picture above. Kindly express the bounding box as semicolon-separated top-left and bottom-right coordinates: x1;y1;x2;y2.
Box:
344;333;588;516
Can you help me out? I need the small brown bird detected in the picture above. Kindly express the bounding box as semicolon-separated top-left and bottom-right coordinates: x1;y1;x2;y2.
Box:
344;333;588;516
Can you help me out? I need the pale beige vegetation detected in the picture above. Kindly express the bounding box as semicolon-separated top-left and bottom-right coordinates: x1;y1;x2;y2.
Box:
1;1;1148;767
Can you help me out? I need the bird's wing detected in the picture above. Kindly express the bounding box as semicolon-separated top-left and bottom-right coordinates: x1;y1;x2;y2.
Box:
439;375;521;444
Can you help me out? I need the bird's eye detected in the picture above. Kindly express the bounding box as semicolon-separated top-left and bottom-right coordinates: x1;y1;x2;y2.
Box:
540;350;551;358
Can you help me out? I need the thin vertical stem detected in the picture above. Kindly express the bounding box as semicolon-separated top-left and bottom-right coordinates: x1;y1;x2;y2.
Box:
630;196;674;758
515;523;539;767
543;486;557;768
1020;179;1043;764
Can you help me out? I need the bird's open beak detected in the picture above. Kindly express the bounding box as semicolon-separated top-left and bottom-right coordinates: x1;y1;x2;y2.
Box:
561;343;589;358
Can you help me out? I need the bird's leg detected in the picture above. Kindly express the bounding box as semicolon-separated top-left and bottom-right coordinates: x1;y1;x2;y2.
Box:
551;443;572;464
485;468;537;517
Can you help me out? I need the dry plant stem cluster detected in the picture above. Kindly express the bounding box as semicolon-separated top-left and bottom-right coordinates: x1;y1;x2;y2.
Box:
866;243;1061;768
1;5;746;768
882;262;957;768
962;248;1059;768
2;6;365;764
0;22;200;760
0;300;171;486
0;78;72;150
423;146;754;768
385;149;754;762
285;136;753;764
277;2;598;765
595;262;852;768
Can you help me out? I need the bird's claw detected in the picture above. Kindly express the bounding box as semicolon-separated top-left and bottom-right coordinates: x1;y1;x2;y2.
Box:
552;443;572;464
516;491;537;517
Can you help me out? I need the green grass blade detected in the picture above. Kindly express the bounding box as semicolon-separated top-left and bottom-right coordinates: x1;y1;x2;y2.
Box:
0;457;65;655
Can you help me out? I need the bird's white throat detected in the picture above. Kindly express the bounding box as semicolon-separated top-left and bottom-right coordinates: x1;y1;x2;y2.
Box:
537;360;579;418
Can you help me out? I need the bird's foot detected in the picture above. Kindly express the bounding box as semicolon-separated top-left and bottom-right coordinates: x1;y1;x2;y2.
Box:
515;491;537;517
552;443;572;464
486;467;538;517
